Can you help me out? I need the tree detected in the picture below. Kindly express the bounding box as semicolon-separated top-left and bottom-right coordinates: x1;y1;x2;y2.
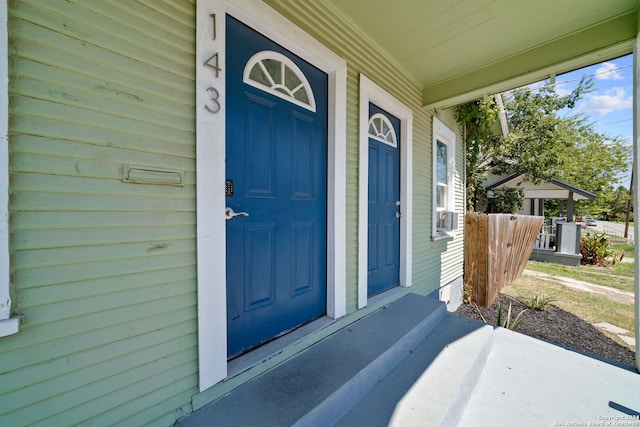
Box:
455;99;500;211
456;79;632;213
487;187;524;214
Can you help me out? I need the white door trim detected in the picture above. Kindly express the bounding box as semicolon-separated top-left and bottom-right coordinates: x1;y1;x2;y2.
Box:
196;0;347;392
358;75;413;309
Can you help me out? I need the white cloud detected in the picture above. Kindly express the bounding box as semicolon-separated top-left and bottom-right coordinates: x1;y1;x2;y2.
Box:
576;87;632;115
595;62;623;80
554;82;572;97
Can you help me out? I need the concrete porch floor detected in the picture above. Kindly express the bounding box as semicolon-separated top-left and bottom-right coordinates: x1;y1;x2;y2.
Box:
177;294;640;427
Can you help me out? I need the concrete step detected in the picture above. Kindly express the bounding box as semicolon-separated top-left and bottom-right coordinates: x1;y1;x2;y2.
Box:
177;294;448;427
336;313;494;427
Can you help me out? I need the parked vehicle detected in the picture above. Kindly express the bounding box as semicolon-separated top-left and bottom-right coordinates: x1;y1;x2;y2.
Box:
586;219;597;226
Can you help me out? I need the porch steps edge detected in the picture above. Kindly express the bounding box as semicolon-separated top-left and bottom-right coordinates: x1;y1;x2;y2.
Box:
335;314;495;427
292;298;448;427
176;293;448;427
436;320;495;426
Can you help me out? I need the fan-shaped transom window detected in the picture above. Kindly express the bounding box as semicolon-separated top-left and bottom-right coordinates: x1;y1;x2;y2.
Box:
243;50;316;112
368;113;397;147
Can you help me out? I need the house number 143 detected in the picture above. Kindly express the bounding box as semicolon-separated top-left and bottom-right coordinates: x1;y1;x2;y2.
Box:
204;13;221;114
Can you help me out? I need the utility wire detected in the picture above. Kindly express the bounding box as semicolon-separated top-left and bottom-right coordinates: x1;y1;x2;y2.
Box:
517;63;632;93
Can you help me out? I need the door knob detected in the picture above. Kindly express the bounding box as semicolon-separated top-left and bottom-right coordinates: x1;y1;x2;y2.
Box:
225;207;249;220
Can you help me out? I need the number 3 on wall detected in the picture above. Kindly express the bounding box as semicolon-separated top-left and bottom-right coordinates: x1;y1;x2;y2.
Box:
204;87;221;113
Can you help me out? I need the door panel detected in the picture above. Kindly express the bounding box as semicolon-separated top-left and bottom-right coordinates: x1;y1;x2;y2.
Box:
226;16;328;357
244;223;275;311
245;94;276;198
367;104;401;297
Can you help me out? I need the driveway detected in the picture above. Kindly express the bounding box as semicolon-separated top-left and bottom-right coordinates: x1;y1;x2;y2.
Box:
590;220;634;241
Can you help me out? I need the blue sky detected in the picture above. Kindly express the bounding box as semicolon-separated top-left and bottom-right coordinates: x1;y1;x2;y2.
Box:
553;54;634;187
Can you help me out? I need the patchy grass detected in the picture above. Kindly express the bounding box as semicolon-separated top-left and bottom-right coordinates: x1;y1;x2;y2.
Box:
610;240;635;260
505;276;635;350
612;261;635;277
525;260;634;292
609;240;635;277
509;241;635;351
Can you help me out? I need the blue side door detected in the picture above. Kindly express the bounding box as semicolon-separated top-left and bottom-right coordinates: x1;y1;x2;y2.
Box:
367;104;401;296
226;16;328;357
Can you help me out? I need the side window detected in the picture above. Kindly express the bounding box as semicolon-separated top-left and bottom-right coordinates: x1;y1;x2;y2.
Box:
435;139;448;210
0;2;16;336
432;117;457;238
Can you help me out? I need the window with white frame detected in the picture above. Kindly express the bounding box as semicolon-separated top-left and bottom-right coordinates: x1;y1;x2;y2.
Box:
432;117;457;237
0;0;17;336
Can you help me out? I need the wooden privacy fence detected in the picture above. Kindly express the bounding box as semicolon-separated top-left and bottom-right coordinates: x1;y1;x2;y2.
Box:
465;213;544;307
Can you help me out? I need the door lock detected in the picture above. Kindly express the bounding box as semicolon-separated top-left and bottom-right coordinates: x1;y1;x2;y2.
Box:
225;207;249;220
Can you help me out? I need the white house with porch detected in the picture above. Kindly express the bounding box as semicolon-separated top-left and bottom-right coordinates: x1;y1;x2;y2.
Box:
484;173;597;265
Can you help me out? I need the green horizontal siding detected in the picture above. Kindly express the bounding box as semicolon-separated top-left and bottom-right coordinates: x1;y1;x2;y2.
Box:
3;0;198;425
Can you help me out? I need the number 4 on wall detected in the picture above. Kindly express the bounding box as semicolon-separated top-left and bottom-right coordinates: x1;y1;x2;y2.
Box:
204;52;221;77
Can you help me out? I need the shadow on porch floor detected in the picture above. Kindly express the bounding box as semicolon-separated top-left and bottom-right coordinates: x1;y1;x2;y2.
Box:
176;293;640;427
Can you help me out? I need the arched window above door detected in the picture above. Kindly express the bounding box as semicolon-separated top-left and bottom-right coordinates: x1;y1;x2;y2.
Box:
368;113;397;147
243;50;316;112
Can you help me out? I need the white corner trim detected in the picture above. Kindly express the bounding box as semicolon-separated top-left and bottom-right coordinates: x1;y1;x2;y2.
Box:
633;35;640;373
197;0;347;392
358;75;413;309
0;0;13;333
196;0;227;392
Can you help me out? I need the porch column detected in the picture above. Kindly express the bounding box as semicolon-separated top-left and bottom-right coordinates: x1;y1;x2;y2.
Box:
634;31;640;372
566;192;574;221
559;200;564;218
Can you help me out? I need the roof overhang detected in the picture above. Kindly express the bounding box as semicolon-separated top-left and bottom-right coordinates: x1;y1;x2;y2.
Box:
487;174;597;201
324;0;639;109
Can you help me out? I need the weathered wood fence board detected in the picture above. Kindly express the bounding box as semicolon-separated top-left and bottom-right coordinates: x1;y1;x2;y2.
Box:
465;213;544;307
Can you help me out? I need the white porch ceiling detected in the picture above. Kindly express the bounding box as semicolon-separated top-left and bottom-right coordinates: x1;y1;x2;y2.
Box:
324;0;639;108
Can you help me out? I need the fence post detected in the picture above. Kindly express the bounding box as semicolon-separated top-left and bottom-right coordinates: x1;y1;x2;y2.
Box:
465;213;543;307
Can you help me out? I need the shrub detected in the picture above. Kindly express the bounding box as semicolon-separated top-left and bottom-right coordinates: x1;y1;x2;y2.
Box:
518;293;556;311
496;302;527;331
580;232;620;266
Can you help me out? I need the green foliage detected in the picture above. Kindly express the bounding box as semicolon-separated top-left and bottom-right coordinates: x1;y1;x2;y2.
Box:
518;293;556;311
589;185;632;221
496;302;527;331
487;187;524;213
455;99;501;211
580;232;620;266
455;77;632;215
493;79;596;183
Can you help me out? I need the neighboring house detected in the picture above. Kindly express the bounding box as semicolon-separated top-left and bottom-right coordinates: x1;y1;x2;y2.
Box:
0;1;637;425
483;173;596;265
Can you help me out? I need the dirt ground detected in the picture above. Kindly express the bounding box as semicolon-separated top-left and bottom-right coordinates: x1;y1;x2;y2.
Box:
456;293;636;367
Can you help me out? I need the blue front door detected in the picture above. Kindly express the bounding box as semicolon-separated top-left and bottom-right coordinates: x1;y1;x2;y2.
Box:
367;104;401;296
226;16;328;357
